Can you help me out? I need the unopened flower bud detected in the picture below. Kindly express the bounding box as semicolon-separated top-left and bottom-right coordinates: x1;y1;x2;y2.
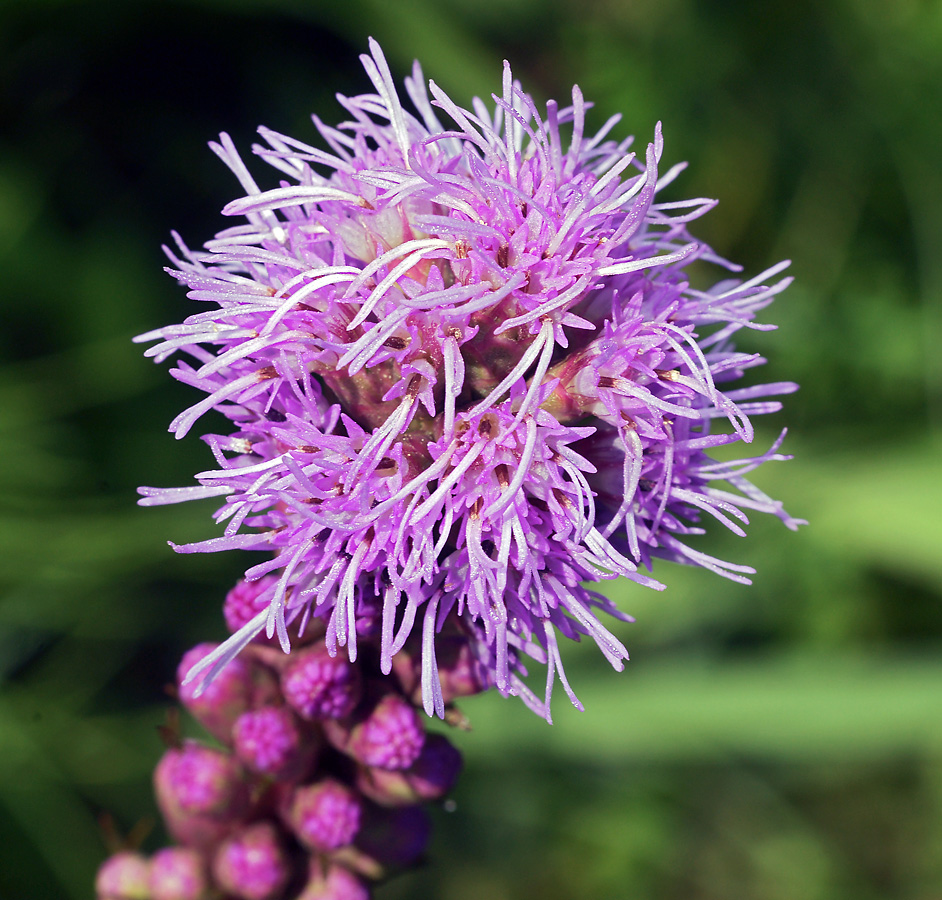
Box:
437;635;488;699
223;577;276;636
154;741;249;847
232;705;310;780
354;804;431;871
334;694;424;771
287;779;361;852
212;822;290;900
96;851;151;900
176;644;253;743
149;847;209;900
356;732;462;805
282;643;362;721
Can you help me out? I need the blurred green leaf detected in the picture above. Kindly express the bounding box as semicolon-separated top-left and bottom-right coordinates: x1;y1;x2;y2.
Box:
455;652;942;763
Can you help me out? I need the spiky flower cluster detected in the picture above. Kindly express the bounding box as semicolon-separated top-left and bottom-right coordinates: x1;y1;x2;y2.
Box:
95;584;471;900
138;39;800;719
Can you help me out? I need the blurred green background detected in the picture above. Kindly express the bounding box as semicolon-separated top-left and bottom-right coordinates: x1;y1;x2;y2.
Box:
1;0;940;897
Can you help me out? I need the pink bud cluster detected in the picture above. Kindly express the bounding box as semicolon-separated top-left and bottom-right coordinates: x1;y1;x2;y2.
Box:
96;579;475;900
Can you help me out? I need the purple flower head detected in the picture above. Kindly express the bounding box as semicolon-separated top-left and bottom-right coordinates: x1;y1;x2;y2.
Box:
287;778;362;852
139;39;801;720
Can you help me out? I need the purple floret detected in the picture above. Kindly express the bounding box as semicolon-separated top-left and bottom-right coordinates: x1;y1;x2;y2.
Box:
139;38;802;720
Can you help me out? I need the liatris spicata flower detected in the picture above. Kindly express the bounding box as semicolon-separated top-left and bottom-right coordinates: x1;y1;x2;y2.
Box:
138;38;801;720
